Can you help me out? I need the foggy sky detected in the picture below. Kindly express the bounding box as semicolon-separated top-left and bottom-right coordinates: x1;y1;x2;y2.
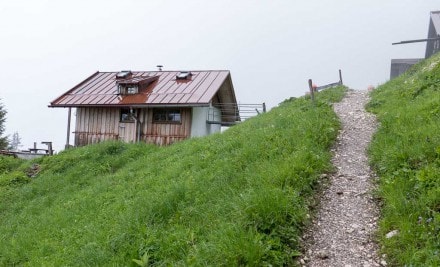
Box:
0;0;438;152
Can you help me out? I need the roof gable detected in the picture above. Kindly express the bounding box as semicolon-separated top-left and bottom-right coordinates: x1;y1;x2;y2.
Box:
50;70;237;107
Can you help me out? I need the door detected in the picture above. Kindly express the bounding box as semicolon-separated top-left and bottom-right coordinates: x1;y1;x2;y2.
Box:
118;108;138;143
118;122;136;143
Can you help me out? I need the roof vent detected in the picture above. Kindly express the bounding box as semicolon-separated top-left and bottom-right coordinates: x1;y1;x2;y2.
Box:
116;70;132;79
176;71;192;80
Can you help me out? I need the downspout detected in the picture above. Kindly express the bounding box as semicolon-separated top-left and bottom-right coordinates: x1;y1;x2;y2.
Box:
134;117;142;143
134;117;138;142
130;108;141;143
137;120;142;142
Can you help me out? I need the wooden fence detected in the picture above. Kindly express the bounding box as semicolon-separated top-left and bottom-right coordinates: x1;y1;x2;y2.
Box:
308;69;343;102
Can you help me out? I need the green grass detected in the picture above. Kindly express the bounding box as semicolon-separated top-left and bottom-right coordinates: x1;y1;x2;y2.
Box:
368;53;440;266
0;86;345;266
0;156;33;198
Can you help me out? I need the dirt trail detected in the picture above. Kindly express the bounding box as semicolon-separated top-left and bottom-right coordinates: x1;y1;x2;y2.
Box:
300;89;384;267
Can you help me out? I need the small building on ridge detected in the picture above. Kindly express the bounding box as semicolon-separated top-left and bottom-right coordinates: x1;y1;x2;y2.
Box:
425;10;440;58
49;70;240;146
391;11;440;79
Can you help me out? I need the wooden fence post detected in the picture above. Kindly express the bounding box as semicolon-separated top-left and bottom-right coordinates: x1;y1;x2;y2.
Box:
308;79;315;103
339;69;343;85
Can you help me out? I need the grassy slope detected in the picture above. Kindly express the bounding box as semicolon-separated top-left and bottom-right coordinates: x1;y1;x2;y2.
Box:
0;87;345;266
368;53;440;266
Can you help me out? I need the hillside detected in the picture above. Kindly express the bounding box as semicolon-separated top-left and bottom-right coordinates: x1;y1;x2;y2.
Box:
368;53;440;266
0;87;345;266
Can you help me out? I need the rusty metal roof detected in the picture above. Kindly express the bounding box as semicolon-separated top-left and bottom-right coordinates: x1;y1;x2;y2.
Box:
49;70;238;108
116;75;158;85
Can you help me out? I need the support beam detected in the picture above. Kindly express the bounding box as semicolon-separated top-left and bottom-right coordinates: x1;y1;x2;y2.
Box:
65;107;72;149
392;37;440;45
42;142;53;155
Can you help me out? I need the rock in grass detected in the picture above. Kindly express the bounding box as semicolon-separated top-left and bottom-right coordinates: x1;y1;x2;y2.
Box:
385;230;399;239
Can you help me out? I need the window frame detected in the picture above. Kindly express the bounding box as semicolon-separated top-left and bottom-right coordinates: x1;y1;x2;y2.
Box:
118;84;139;95
152;108;182;124
120;108;137;123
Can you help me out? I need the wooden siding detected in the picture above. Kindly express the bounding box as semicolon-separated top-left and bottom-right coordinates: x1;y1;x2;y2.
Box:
74;107;192;146
74;108;120;146
140;108;191;146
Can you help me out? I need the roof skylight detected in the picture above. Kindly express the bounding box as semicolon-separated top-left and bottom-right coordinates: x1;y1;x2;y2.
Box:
116;70;132;79
176;71;192;80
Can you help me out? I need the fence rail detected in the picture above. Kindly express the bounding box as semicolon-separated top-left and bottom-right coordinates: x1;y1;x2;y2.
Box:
315;81;341;91
207;103;266;126
308;69;343;102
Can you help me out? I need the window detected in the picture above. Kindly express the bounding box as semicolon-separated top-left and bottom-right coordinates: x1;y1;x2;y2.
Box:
153;109;181;123
120;108;137;122
118;85;138;95
176;71;192;80
127;86;138;94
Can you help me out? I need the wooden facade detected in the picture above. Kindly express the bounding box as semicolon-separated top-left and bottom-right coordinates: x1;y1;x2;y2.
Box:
74;107;192;146
50;70;240;147
141;108;191;145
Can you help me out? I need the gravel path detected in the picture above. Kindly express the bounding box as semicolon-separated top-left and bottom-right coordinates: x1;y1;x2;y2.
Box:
299;89;384;267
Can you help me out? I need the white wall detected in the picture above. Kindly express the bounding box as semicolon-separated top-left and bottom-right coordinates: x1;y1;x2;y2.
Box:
191;107;221;137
